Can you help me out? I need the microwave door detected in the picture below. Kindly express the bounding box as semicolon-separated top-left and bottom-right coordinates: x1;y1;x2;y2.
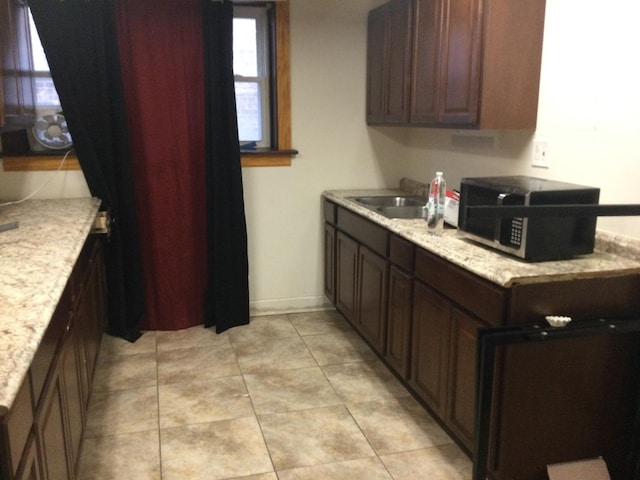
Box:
496;193;525;248
495;194;508;243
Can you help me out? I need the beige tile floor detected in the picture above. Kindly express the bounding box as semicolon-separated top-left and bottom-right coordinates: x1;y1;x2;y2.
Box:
77;310;472;480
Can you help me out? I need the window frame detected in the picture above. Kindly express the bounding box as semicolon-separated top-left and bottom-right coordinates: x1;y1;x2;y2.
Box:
1;0;295;171
239;0;296;167
234;5;271;148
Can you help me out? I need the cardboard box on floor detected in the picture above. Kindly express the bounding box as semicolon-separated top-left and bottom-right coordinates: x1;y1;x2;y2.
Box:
547;458;611;480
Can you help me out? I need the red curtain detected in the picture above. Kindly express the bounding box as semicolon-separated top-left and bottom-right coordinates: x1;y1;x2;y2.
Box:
115;0;207;330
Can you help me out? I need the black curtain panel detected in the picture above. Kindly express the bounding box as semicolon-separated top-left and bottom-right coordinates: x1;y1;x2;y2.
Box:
202;0;250;333
29;0;144;341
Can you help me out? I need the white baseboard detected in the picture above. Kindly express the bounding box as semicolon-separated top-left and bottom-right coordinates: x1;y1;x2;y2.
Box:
249;295;334;317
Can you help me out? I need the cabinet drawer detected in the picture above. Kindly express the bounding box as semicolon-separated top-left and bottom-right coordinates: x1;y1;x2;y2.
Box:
390;234;414;272
323;199;337;225
337;207;388;256
414;248;505;325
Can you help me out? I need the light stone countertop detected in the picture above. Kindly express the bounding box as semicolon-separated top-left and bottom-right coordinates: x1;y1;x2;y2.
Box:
323;188;640;288
0;197;101;414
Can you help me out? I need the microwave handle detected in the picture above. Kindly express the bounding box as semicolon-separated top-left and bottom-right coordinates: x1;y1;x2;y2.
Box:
495;193;510;241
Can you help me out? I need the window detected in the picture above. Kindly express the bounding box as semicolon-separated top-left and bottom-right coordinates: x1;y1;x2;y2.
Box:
234;5;271;148
1;0;294;170
0;4;61;122
233;1;296;166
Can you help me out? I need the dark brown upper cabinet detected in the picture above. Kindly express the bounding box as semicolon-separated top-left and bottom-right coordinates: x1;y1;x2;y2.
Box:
366;0;413;124
367;0;547;129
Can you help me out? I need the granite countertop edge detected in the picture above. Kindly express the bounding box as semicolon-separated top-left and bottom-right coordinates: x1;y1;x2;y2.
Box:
323;187;640;289
0;197;101;413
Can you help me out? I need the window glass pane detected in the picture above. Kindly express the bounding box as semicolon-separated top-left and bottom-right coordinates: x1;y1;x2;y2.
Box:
28;9;61;108
235;81;262;142
34;77;60;106
28;11;49;72
233;18;258;77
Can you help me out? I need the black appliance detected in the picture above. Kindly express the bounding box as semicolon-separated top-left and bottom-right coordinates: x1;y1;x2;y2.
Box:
458;176;601;261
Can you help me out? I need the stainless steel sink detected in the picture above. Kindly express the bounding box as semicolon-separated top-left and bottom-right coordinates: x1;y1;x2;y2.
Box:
351;195;426;208
349;195;428;219
378;205;428;219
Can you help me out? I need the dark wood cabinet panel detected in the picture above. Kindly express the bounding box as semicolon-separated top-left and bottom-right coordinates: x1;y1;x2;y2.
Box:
336;231;358;324
324;223;336;304
366;0;412;124
60;322;85;472
1;376;33;479
414;247;505;326
36;368;72;480
14;434;42;480
384;0;413;123
447;306;484;450
386;266;413;378
410;281;451;416
438;0;482;125
366;4;386;123
492;334;639;480
337;207;388;257
410;0;442;123
358;246;389;351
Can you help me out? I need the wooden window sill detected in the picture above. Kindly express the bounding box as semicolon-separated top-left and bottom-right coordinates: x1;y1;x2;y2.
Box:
1;149;298;171
1;154;80;171
241;149;298;167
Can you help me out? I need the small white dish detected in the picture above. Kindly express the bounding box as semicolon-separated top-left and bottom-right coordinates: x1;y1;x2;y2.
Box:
545;315;572;328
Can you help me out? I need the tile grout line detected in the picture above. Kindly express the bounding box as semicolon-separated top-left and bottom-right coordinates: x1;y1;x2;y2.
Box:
154;331;165;480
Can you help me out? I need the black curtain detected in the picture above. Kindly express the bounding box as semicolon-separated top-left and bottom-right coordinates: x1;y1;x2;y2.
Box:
29;0;144;341
202;0;250;333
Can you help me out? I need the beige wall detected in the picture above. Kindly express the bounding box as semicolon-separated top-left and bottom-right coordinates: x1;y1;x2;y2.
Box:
2;0;639;316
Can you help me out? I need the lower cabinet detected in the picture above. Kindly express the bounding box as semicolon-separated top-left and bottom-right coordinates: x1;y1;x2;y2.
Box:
335;230;389;352
1;234;106;480
409;280;486;451
325;199;487;451
324;198;640;478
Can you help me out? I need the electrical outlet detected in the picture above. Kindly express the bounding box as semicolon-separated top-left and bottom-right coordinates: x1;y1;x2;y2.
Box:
532;140;549;168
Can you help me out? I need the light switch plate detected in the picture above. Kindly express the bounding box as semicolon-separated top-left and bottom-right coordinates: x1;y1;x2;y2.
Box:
532;139;550;168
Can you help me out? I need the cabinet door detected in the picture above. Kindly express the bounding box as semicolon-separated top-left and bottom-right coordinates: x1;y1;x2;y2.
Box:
77;239;107;407
386;265;413;378
410;281;451;416
336;232;358;324
357;246;388;352
60;320;85;471
366;4;387;123
15;434;43;480
438;0;483;125
324;223;336;304
410;0;443;124
383;0;413;123
447;306;485;450
36;366;72;480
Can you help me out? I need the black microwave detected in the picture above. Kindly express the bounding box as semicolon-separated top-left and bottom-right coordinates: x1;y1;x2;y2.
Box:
457;176;600;261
